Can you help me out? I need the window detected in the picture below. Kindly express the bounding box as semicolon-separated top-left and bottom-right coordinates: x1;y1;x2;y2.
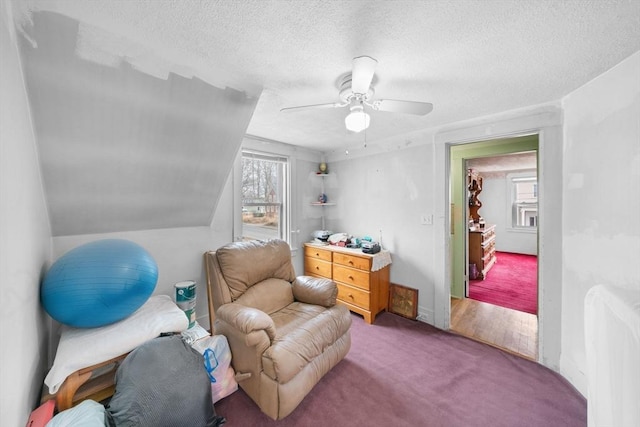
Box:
510;175;537;229
240;150;289;242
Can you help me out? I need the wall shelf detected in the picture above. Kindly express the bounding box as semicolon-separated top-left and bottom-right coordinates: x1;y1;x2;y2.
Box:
311;172;336;229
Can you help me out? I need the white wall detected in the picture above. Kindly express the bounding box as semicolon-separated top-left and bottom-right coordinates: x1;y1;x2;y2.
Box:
480;174;538;255
327;103;565;377
51;170;235;332
324;50;639;398
0;2;53;425
560;50;640;395
325;142;438;323
49;136;323;337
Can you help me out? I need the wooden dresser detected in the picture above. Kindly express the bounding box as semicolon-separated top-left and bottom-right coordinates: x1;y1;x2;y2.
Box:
303;244;390;324
468;224;496;280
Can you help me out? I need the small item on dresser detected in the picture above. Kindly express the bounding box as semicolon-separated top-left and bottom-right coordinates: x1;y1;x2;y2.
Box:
361;241;381;254
347;237;360;248
318;193;328;203
312;230;331;242
328;233;349;246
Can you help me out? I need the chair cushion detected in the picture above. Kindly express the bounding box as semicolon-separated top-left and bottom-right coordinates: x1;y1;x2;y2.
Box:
261;303;351;384
292;276;338;307
216;240;296;300
235;278;294;315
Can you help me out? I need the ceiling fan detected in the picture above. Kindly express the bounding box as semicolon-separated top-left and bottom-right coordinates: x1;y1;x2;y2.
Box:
281;56;433;133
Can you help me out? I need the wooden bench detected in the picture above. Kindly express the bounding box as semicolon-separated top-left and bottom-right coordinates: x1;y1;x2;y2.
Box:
41;352;129;411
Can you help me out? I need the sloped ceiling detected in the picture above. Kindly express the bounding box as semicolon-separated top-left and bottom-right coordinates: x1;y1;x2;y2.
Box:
18;11;259;236
11;1;640;235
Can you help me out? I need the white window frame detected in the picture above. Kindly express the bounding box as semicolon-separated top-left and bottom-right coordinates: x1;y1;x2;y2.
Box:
506;172;538;233
234;148;291;244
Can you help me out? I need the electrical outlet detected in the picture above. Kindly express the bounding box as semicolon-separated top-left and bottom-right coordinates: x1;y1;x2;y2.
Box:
416;310;434;324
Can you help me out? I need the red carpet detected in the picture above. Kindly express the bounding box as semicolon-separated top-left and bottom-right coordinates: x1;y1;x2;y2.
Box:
469;251;538;314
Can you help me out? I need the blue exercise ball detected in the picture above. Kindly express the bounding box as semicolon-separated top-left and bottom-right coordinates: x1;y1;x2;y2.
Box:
41;239;158;328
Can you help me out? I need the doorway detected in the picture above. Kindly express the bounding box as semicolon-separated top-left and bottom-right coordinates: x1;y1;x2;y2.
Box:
448;135;539;360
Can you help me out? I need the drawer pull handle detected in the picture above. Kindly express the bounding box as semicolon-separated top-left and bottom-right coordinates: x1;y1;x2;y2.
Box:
348;293;354;299
348;275;354;280
316;266;320;270
348;260;354;265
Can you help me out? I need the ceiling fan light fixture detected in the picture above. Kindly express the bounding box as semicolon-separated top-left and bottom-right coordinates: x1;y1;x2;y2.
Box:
344;105;370;133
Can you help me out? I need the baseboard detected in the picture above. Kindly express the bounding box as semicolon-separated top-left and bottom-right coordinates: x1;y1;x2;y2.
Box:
559;353;587;397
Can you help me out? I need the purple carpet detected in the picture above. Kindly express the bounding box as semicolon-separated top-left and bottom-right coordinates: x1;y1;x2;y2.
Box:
470;251;538;314
215;312;585;426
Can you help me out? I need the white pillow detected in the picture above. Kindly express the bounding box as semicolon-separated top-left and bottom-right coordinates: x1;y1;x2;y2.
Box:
45;295;188;394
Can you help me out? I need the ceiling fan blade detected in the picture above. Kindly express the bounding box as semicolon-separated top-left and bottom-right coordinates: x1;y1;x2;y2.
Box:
280;102;347;113
371;99;434;115
351;56;378;94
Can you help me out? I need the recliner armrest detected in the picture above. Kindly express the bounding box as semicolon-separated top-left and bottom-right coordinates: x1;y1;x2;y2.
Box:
216;303;276;341
292;276;338;307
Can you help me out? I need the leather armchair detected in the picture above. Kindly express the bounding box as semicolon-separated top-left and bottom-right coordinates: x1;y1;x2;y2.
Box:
204;239;351;420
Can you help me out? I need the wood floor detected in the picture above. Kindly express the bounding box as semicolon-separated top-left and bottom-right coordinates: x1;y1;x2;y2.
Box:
450;297;538;360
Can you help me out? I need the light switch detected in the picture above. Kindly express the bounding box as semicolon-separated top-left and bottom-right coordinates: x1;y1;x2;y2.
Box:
420;214;433;225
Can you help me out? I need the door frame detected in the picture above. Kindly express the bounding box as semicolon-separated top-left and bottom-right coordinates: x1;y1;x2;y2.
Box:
433;106;564;368
450;134;539;299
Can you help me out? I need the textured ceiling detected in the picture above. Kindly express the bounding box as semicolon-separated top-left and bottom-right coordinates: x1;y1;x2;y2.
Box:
467;151;537;178
18;0;640;154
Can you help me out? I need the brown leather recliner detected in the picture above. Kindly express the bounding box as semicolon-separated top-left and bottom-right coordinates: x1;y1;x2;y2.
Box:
204;239;352;420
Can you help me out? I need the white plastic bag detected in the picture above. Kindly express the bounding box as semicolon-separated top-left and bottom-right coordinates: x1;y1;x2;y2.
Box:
191;335;238;403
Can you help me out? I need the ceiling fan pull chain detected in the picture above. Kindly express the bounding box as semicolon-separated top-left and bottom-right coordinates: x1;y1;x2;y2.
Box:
364;124;367;148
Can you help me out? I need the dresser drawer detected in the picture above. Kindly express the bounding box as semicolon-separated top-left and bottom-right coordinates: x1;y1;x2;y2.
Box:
304;257;332;278
483;247;496;263
333;252;371;271
304;246;332;262
481;234;495;248
337;283;370;310
333;265;370;291
483;240;495;257
482;227;495;241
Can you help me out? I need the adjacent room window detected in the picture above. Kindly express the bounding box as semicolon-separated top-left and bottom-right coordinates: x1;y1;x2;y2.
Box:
240;150;289;242
509;174;538;229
